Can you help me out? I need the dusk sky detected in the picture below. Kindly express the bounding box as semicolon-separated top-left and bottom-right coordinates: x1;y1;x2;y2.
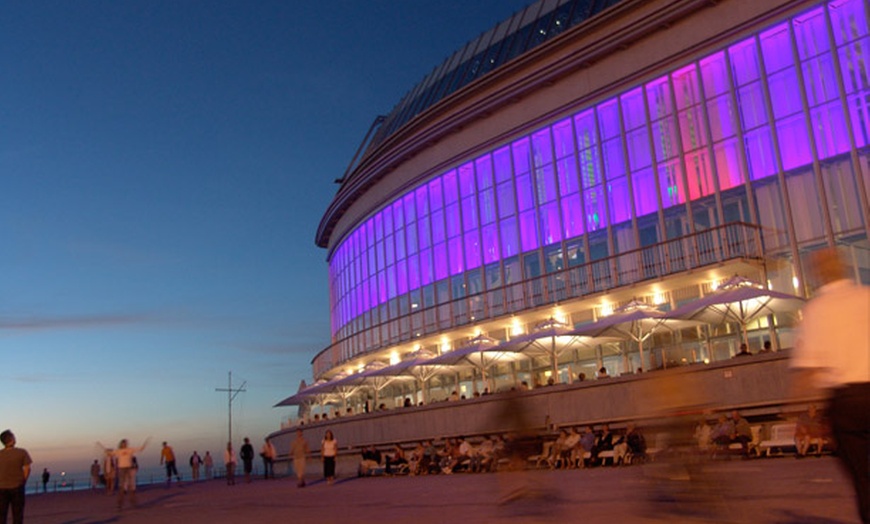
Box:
1;0;532;474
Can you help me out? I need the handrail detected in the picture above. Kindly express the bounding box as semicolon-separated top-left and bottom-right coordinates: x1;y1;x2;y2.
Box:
313;221;763;377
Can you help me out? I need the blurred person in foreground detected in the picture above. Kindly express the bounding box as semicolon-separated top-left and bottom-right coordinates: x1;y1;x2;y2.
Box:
0;430;31;524
791;247;869;523
97;437;150;510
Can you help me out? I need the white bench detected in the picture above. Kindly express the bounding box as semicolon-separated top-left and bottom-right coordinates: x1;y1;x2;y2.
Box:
728;425;762;456
758;423;797;457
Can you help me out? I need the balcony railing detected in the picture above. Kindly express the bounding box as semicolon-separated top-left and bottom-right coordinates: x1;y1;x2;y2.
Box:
313;221;763;377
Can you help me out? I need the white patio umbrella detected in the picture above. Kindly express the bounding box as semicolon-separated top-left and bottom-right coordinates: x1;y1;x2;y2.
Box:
501;318;602;384
363;349;450;404
667;275;805;345
424;334;522;392
335;361;414;409
572;299;700;372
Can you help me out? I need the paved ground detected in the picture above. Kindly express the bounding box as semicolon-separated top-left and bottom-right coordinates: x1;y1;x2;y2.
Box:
24;456;862;524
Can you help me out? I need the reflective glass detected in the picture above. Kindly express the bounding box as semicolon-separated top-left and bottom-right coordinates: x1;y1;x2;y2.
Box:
812;101;850;158
561;193;585;238
500;216;519;257
557;156;580;196
539;202;562;245
497;181;516;218
519;209;539;251
476;155;493;189
646;76;672;118
513;137;531;174
744;127;777;180
830;0;869;46
672;64;700;110
516;173;535;211
459;162;475;197
445;202;461;238
706;95;736;141
760;23;793;74
532;128;554;166
729;38;761;85
626;127;652;169
493;146;512;183
714;139;745;191
553;118;575;158
632;167;658;216
449;236;465;275
700;52;730;97
794;8;829;59
584;187;606;231
777;114;812;170
621;88;646;129
659;160;685;207
536;163;557;203
433;243;448;281
598;99;621;139
462;195;478;232
482;223;500;264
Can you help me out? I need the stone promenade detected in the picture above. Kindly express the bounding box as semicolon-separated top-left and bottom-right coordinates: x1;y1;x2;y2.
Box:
25;456;862;523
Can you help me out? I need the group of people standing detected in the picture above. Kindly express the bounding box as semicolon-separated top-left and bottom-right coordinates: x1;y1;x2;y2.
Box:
221;436;278;486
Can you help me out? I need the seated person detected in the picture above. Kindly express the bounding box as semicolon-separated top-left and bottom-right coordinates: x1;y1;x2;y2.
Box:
385;443;408;474
795;404;827;456
408;441;425;475
358;445;382;476
562;427;582;469
614;423;646;464
579;426;597;467
476;435;496;472
592;424;616;466
730;410;753;456
597;367;610;379
733;343;752;357
547;430;568;469
710;414;735;449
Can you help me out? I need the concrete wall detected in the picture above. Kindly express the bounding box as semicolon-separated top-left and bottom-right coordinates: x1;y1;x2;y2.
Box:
270;352;808;469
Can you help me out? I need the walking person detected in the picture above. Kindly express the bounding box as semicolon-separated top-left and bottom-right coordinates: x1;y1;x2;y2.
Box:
89;460;101;490
203;451;214;479
223;442;236;486
240;438;255;483
189;451;202;482
102;450;116;495
98;437;149;510
40;469;49;494
290;429;310;487
260;438;276;479
160;441;182;486
321;430;338;486
0;430;32;524
792;248;870;524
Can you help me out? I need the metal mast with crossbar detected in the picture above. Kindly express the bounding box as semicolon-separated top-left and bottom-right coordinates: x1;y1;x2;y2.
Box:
215;371;246;446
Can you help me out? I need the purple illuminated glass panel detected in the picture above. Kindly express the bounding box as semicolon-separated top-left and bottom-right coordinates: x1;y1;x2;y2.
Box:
459;162;475;197
561;193;584;239
744;128;777;180
536;164;557;203
553;118;574;159
464;232;481;270
448;238;464;276
777;115;812;170
482;224;500;264
497;181;515;218
626;128;652;170
500;217;518;257
415;186;429;217
431;209;445;244
659;161;685;207
685;150;715;199
476;155;493;188
445;202;460;238
602;138;625;179
428;178;443;211
729;38;761;86
442;170;458;203
397;259;408;295
539;202;562;245
512;138;531;174
608;176;631;224
417;216;431;249
519;209;539;251
714;139;745;190
516;173;535;211
700;52;729;96
462;196;477;232
621;88;646;130
794;8;828;59
632;168;658;216
598;100;620;139
420;249;433;286
479;188;496;224
493;146;512;183
584;187;605;231
531;129;553;166
557;157;579;196
407;253;420;290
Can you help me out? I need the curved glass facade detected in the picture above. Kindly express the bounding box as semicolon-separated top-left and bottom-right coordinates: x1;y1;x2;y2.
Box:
327;0;869;368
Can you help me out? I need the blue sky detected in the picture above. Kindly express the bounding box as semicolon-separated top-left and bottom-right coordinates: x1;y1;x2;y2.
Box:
1;0;531;474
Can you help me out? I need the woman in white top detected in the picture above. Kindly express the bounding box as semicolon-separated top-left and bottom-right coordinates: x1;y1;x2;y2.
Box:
223;442;237;486
321;430;338;485
97;437;149;509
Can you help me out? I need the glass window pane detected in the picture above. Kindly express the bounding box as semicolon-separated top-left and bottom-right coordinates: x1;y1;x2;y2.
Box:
608;176;631;224
701;51;729;97
519;209;539;251
443;170;459;204
679;106;707;150
428;178;443;211
406;219;418;254
729;37;760;86
652;117;680;160
830;0;869;46
760;23;793;74
479;187;497;225
418;218;431;249
632;167;658;217
794;7;829;59
497;181;516;218
557;156;579;196
482;223;500;264
476;154;493;189
561;193;585;239
416;185;429;217
626;127;652;170
714;139;745;191
500;216;519;257
539;202;562;245
464;231;482;271
535;163;557;203
646;76;672;118
449;237;464;276
578;145;600;188
659;160;686;208
445;202;461;238
512;137;531;174
553;118;575;159
598;99;621;139
744;127;777;180
459;162;475;197
407;253;420;290
672;64;700;110
707;95;736;141
777;114;812;170
493;146;513;183
812;101;851;158
431;209;445;244
574;108;597;149
621;87;645;130
532;128;554;166
397;260;408;296
462;196;478;232
786;169;826;242
602;138;626;179
802;54;839;105
516;173;535;211
685;150;715;200
420;249;433;286
433;243;448;281
768;68;802;118
584;187;606;231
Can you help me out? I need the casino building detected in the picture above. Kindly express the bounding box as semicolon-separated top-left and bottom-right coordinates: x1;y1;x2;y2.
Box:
305;0;869;406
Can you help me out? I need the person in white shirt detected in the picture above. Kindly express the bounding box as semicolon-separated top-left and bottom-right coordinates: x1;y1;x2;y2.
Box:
791;248;870;523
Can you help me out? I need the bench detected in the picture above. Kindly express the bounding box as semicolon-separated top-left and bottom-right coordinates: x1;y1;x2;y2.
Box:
758;423;797;457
